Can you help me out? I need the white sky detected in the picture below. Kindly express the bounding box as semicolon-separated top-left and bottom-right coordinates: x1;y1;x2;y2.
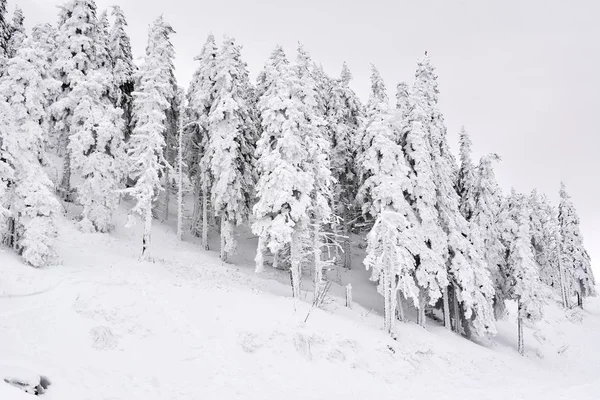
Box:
14;0;600;275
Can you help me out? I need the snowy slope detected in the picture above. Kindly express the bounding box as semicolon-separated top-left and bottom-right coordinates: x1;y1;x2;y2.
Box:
1;206;599;399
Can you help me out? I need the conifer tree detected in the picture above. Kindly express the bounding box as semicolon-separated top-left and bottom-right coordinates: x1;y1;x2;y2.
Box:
252;46;315;298
125;16;174;257
401;56;448;327
559;183;596;307
0;37;61;267
6;6;24;58
504;192;543;355
327;62;362;269
52;0;99;200
109;5;135;140
360;68;419;334
207;36;256;262
186;34;218;249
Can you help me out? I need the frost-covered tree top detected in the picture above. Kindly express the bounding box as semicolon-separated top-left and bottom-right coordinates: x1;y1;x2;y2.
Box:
395;81;410;112
457;127;477;220
55;0;98;76
95;10;111;70
6;6;25;58
109;5;134;88
31;23;57;67
366;65;387;112
340;61;352;85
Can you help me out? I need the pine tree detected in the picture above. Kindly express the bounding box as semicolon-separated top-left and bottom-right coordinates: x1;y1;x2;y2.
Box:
186;34;218;249
456;127;477;220
52;0;99;200
401;56;448;327
357;65;389;222
294;45;334;299
504;193;543;355
31;23;59;153
6;6;25;58
124;17;174;258
0;37;61;267
252;46;315;298
559;183;596;307
109;5;135;140
207;36;256;262
471;153;507;319
0;101;16;245
326;62;362;269
359;68;419;334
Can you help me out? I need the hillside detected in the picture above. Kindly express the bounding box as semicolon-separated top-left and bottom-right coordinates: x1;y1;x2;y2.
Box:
0;206;598;399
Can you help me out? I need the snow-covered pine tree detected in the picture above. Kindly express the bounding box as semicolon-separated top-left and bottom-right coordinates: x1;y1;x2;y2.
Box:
401;56;448;328
416;56;495;336
558;183;596;308
359;67;419;334
470;153;508;319
504;192;543;355
207;36;256;262
6;6;25;58
357;65;389;223
52;0;99;200
186;34;218;249
528;190;565;300
95;10;112;72
52;1;127;232
295;45;333;296
124;16;174;258
456;127;477;220
31;23;59;154
109;5;135;141
0;37;61;267
326;62;363;270
452;129;497;337
252;46;315;298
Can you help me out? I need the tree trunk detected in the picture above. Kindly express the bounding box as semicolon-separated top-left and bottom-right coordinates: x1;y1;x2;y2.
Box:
396;292;405;322
451;285;461;333
313;220;323;303
255;237;265;273
290;232;302;298
220;217;231;263
201;185;209;250
176;115;184;241
418;292;427;328
442;285;451;330
142;205;152;259
164;167;170;222
517;300;524;356
60;152;71;201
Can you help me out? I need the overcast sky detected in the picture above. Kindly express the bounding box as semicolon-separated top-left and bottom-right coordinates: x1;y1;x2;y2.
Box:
14;0;600;275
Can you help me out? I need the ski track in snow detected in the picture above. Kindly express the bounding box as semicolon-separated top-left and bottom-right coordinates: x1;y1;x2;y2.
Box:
1;207;599;399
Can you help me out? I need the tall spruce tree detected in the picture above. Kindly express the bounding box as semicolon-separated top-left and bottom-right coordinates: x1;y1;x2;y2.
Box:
252;46;315;298
558;183;596;307
207;36;256;262
401;56;448;327
327;62;362;269
186;34;218;249
0;37;61;266
125;16;174;257
360;67;419;334
504;192;543;355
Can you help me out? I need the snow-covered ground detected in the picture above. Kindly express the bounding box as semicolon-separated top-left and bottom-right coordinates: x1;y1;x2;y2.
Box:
1;205;598;399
